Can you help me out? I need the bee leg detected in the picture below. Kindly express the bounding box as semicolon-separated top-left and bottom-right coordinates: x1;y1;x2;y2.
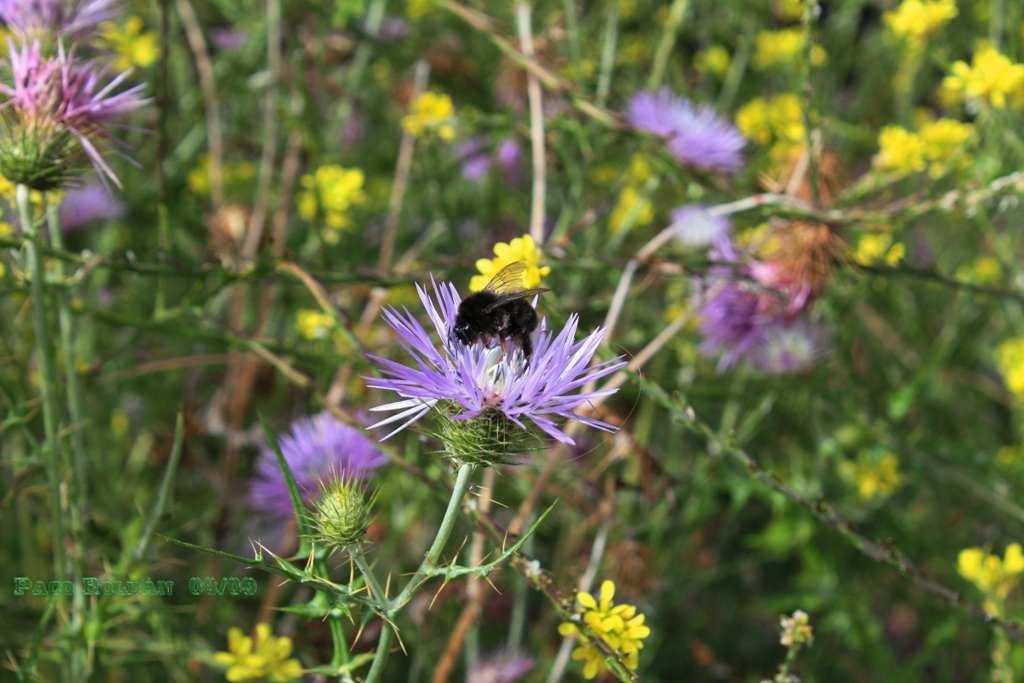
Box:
520;333;533;360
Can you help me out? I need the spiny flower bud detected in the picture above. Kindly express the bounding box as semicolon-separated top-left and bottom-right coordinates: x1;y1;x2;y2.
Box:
309;474;375;554
434;403;529;468
0;118;73;191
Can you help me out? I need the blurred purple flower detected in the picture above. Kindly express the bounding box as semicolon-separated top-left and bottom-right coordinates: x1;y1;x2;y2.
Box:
249;412;387;519
670;204;731;247
59;182;123;231
365;279;625;444
468;650;535;683
457;137;491;182
0;0;116;37
753;320;826;373
1;41;148;187
496;137;523;184
373;16;408;41
626;89;744;173
696;238;823;372
210;27;248;51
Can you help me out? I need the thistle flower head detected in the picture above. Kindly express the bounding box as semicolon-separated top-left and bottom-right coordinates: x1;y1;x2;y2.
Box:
365;279;625;456
0;41;147;188
625;89;745;173
249;412;387;520
0;0;117;39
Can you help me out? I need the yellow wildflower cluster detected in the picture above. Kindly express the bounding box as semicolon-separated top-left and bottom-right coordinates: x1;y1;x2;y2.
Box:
696;45;731;78
874;118;972;177
298;165;367;241
402;91;456;140
406;0;437;20
943;47;1024;108
608;154;656;234
779;609;814;648
187;157;256;197
773;0;804;21
839;451;903;501
996;338;1024;400
295;310;333;341
558;580;651;679
752;29;826;70
470;234;550;293
213;624;303;682
884;0;957;42
98;16;158;71
958;544;1024;613
955;256;1002;285
736;94;805;166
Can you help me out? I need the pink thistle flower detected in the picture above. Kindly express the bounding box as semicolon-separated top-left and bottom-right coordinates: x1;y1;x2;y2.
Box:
0;0;117;38
0;40;147;188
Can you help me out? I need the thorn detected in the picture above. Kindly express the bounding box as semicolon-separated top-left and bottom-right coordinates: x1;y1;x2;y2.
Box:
384;573;392;599
483;573;501;595
428;579;448;611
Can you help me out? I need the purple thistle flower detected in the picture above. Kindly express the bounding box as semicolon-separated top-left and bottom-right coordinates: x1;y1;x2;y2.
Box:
365;279;626;445
457;136;491;183
670;204;731;247
249;412;387;520
0;0;117;38
0;41;148;187
625;89;744;173
210;27;249;52
496;137;523;184
58;181;123;231
468;650;535;683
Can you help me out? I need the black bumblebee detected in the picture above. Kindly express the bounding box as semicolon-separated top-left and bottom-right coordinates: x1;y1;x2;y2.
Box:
452;261;546;359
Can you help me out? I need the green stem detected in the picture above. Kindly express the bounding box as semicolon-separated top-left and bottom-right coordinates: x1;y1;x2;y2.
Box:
364;623;393;683
647;0;688;90
365;463;475;683
18;185;66;581
594;0;618;107
44;194;90;681
354;551;387;607
44;197;88;528
390;462;476;612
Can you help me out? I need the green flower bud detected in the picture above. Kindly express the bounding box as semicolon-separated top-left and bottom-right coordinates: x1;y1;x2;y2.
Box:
0;119;74;191
310;475;375;554
434;403;530;468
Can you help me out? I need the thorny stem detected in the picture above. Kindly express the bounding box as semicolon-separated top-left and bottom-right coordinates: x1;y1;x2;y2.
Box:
18;186;66;582
44;195;89;677
365;463;476;682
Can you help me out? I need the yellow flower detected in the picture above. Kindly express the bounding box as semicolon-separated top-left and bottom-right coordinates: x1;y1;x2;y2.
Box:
942;47;1024;108
406;0;437;20
736;94;806;164
854;233;905;266
558;580;651;679
470;234;550;293
624;153;653;185
955;256;1002;285
773;0;805;21
402;91;456;140
98;16;158;71
609;186;654;234
752;29;826;70
696;45;731;78
874;126;927;174
884;0;957;41
958;544;1024;607
0;221;11;238
296;310;333;341
839;451;903;502
187;157;256;197
297;165;367;235
996;338;1024;400
213;624;303;682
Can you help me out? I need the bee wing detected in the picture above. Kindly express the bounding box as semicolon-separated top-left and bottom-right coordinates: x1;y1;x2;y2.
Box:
483;261;530;295
483;288;548;312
